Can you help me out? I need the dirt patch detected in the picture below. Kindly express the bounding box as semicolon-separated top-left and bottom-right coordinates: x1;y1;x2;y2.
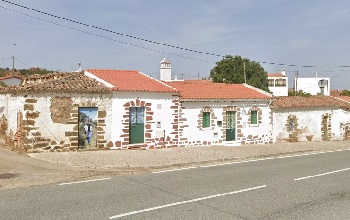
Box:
0;173;18;179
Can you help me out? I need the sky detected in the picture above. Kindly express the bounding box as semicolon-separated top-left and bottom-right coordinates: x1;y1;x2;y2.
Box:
1;0;350;89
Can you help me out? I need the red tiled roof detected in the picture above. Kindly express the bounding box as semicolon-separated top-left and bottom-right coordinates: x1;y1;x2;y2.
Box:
330;89;342;96
267;73;287;77
272;96;350;110
333;96;350;103
86;69;177;93
0;76;22;80
165;81;272;99
0;72;111;93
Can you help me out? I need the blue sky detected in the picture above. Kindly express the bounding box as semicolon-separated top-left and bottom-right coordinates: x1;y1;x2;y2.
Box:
1;0;350;89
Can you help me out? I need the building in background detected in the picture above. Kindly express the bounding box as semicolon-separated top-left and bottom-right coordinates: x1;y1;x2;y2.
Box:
267;71;288;96
294;76;330;96
0;76;22;86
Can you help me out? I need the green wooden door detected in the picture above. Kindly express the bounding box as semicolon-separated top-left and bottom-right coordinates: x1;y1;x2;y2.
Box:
226;111;236;141
129;107;145;144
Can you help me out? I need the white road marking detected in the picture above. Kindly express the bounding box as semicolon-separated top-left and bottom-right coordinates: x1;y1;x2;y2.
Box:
109;185;267;219
152;149;350;174
152;167;197;174
294;167;350;181
58;177;111;185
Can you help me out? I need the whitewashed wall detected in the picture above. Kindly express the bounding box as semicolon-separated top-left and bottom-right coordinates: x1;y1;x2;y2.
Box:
273;108;350;142
179;100;272;146
111;91;178;147
295;77;330;96
0;78;22;86
268;85;288;97
0;93;26;135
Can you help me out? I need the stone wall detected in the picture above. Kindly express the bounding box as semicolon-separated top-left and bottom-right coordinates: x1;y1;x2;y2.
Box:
0;92;112;152
273;108;350;142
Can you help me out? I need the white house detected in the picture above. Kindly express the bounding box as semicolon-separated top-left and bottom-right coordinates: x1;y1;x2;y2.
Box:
295;76;330;96
84;69;180;149
166;80;274;146
0;76;22;86
272;96;350;142
267;71;288;96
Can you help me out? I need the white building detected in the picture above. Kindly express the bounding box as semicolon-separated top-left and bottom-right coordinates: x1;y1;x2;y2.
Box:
0;76;22;86
294;77;330;96
85;69;180;149
267;71;288;96
272;96;350;142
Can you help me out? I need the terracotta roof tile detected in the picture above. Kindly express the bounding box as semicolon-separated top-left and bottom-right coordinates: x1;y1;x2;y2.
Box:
0;76;22;80
165;81;272;99
271;96;350;110
0;72;111;94
86;69;176;93
267;73;287;77
333;96;350;103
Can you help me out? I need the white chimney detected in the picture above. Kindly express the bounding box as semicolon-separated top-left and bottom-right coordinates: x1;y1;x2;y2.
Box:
160;56;171;81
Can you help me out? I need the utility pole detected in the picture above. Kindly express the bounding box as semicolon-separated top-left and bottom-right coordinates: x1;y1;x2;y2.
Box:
12;56;15;71
197;72;199;80
295;70;299;96
243;62;246;83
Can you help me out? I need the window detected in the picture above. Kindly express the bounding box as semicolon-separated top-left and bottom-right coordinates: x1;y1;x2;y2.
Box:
203;112;210;128
251;111;257;124
268;79;274;87
275;79;286;87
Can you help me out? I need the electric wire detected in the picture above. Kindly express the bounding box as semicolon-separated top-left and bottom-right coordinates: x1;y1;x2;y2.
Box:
2;0;350;69
0;5;211;64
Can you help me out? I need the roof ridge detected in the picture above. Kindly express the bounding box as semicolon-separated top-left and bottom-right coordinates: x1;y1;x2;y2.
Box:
139;71;178;91
86;69;139;72
331;96;350;104
243;83;273;97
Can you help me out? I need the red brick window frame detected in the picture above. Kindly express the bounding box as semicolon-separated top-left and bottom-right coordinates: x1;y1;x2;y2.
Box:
248;106;261;126
198;107;214;130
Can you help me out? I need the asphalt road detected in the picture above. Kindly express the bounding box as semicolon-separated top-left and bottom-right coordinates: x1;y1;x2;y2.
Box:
1;150;350;220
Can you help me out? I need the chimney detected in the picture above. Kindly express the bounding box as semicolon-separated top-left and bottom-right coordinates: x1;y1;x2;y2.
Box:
160;56;171;81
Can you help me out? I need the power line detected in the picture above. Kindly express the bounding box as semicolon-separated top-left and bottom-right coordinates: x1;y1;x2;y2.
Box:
14;57;31;68
0;5;211;64
2;0;350;69
1;0;222;57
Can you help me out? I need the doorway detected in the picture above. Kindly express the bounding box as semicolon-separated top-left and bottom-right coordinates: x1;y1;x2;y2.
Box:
129;107;145;144
226;111;236;141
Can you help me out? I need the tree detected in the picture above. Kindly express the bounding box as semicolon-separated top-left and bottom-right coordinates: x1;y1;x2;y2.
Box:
340;90;350;96
210;55;269;92
288;90;312;97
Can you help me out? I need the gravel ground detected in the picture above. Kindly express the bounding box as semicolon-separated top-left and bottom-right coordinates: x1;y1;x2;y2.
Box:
29;141;350;170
